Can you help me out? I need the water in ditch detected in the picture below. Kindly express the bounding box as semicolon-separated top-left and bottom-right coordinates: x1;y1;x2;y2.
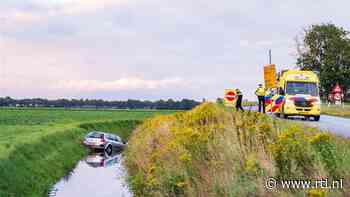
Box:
49;150;132;197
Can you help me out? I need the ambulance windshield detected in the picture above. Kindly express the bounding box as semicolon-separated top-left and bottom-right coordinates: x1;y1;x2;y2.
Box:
286;82;318;96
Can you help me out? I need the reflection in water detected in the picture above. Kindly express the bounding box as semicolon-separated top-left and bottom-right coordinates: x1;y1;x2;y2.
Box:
85;150;122;168
49;150;132;197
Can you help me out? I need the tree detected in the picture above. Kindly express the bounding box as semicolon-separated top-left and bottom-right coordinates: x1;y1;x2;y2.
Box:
296;23;350;99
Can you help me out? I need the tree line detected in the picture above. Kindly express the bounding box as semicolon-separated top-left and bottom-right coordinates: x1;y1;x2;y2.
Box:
0;97;201;110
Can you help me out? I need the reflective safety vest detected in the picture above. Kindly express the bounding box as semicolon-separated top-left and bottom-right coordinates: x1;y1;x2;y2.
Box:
255;87;266;96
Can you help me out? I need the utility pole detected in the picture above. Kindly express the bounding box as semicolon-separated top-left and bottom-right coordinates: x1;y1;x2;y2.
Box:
269;49;272;64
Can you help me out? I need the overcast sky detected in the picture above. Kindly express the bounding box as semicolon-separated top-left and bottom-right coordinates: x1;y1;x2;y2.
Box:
1;0;349;101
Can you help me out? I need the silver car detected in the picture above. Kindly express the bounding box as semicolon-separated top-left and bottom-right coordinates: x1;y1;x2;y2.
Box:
83;131;126;153
85;150;121;168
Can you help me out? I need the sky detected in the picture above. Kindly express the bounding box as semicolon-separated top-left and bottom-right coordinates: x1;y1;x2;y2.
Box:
1;0;350;101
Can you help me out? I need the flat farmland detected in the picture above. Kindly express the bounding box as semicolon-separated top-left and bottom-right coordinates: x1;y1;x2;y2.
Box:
0;108;177;197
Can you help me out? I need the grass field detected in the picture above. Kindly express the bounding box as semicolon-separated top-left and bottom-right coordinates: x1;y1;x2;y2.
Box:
322;103;350;118
0;108;176;197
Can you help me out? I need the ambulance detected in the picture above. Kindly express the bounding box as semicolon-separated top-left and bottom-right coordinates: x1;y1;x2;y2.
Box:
276;70;321;121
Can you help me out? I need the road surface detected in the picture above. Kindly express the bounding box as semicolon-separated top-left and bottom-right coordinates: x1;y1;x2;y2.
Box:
245;105;350;138
292;115;350;138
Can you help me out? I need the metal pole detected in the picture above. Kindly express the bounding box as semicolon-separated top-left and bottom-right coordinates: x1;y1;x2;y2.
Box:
269;49;272;64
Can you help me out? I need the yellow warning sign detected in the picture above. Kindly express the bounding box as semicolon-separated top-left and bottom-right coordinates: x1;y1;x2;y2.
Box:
264;64;277;88
224;89;237;107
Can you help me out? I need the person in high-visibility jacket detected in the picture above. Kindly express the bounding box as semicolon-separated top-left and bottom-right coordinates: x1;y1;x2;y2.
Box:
235;88;244;111
255;84;266;113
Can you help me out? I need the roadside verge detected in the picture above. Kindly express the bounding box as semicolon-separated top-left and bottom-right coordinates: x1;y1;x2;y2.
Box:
124;103;350;196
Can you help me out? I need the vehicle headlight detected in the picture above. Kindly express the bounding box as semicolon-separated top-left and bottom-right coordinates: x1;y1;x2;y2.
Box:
312;100;321;106
311;98;321;106
285;98;294;106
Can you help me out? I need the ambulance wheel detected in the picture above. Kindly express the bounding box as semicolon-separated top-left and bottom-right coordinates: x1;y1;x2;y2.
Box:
314;116;320;121
275;113;280;118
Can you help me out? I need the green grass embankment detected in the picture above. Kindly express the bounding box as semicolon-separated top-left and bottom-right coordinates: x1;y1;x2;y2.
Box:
125;103;350;197
0;108;174;197
322;103;350;118
0;120;141;197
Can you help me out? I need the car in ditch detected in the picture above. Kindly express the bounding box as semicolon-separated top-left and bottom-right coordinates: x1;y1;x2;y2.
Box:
83;131;126;153
85;150;121;168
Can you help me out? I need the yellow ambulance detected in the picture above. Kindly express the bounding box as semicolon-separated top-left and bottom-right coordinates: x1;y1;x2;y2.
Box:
277;70;321;121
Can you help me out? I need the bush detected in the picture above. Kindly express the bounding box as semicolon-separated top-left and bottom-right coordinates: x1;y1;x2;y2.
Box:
308;189;327;197
310;133;340;177
245;153;263;176
162;174;186;196
270;127;316;178
128;171;149;197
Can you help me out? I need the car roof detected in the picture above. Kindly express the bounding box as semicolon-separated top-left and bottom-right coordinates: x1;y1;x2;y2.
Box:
87;131;118;137
88;131;104;134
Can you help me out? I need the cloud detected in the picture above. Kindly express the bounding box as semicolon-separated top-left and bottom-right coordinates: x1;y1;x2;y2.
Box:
53;77;188;92
33;0;132;15
3;0;133;26
9;11;42;23
256;40;273;47
239;40;249;47
2;0;350;100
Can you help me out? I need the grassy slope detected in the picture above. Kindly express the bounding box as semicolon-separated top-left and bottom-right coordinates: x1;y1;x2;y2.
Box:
125;103;350;197
0;108;175;197
321;103;350;118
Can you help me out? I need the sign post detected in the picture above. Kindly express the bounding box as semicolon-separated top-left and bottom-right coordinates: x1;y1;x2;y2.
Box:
264;64;277;89
224;89;237;107
332;83;343;106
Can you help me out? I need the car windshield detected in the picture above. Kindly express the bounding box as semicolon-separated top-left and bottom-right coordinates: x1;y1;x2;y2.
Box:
87;132;103;139
286;82;318;96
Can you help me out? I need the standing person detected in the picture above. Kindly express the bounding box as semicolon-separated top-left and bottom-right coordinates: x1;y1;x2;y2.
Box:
235;88;244;111
255;84;266;113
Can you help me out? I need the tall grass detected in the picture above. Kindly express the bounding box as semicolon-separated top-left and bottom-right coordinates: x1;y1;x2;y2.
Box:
125;103;350;197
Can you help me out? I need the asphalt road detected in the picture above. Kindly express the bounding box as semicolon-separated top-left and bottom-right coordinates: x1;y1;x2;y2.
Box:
294;115;350;138
245;105;350;138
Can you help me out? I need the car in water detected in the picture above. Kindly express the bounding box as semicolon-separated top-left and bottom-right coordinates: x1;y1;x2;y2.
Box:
83;131;126;153
85;150;121;168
